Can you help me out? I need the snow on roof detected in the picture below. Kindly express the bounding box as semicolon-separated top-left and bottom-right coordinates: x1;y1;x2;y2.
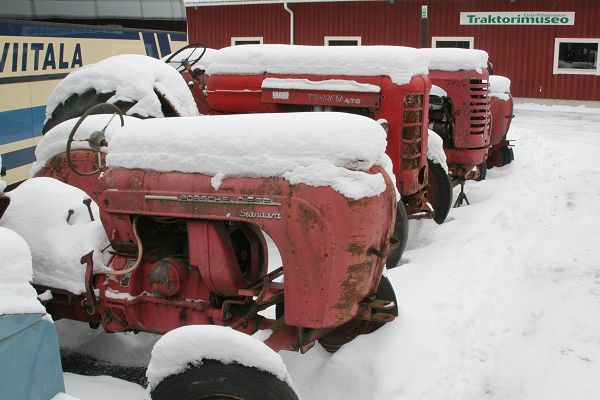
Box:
162;47;217;71
31;114;141;177
420;48;489;72
146;325;295;392
207;44;429;85
0;178;111;295
106;112;392;200
45;54;200;122
489;75;511;100
0;227;46;315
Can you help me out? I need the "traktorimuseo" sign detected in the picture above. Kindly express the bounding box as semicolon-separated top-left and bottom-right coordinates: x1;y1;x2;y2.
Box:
460;12;575;26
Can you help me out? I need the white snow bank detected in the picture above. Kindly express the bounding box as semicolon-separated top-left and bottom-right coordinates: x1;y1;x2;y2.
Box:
0;227;46;315
0;178;111;294
262;77;380;93
489;75;511;100
63;373;146;400
162;47;217;71
107;112;391;200
45;54;199;121
51;393;79;400
31;115;141;176
421;48;488;72
430;84;447;98
208;45;429;85
427;129;448;173
146;325;294;391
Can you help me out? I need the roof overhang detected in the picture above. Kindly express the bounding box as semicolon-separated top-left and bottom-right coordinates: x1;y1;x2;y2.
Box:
185;0;383;7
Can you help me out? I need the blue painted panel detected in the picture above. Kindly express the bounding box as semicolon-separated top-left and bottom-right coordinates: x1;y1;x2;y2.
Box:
157;32;172;58
0;21;140;40
142;32;159;59
2;146;36;169
0;314;64;400
0;105;45;145
170;32;187;42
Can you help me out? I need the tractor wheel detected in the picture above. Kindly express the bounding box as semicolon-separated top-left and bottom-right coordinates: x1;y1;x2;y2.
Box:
475;161;487;181
426;159;453;224
318;276;398;353
42;88;178;134
386;201;409;269
150;360;298;400
501;145;514;165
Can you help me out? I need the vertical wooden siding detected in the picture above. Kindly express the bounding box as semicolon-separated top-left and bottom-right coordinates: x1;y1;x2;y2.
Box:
187;0;600;100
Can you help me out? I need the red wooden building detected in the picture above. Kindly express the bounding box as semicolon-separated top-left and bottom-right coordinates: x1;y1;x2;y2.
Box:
185;0;599;101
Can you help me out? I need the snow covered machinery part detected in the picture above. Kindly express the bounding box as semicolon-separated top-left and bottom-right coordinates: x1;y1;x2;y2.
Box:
33;110;399;359
424;48;492;185
486;75;515;169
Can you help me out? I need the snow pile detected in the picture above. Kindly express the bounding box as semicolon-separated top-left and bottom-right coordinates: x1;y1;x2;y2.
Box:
146;325;295;391
489;75;511;100
421;48;489;72
426;129;448;173
45;54;199;121
262;78;380;93
208;45;429;85
31;115;141;176
0;227;46;315
430;84;447;98
0;178;110;294
162;47;217;71
107;112;391;200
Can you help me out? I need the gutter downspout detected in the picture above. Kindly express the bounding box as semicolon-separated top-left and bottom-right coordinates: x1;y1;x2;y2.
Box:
284;3;294;45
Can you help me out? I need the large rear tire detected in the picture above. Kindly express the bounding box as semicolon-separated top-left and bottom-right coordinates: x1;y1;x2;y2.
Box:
426;159;453;224
385;201;409;269
151;360;298;400
317;276;398;353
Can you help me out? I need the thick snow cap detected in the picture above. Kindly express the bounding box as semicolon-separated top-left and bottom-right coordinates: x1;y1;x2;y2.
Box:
208;44;429;85
45;54;200;121
489;75;512;100
106;112;394;200
146;325;295;392
420;48;489;72
0;227;46;315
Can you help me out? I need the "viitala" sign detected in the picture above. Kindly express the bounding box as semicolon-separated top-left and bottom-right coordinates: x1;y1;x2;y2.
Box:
460;12;575;26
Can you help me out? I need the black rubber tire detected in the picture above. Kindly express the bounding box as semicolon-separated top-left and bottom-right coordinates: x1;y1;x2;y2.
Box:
318;275;398;353
475;161;487;182
43;88;179;134
385;201;409;269
426;158;453;224
151;360;298;400
501;146;514;165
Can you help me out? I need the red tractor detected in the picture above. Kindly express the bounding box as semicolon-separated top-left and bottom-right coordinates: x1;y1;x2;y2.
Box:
423;48;492;205
486;75;515;168
30;105;399;399
175;44;454;267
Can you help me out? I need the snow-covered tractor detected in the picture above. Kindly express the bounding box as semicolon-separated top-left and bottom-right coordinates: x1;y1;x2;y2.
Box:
25;104;399;398
486;75;515;168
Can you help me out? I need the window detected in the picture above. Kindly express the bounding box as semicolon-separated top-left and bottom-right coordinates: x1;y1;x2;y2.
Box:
324;36;361;46
553;38;600;75
432;37;474;49
231;37;263;46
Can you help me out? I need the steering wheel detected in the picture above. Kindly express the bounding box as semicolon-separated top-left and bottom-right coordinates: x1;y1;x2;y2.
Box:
66;103;124;176
164;42;208;73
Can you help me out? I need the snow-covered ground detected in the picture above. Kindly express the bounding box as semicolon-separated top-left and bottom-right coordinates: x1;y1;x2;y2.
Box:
17;103;600;399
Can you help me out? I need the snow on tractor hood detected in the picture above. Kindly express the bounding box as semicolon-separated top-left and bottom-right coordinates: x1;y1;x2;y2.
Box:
419;48;489;72
0;227;46;315
489;75;512;100
45;54;200;121
105;112;395;200
207;44;429;85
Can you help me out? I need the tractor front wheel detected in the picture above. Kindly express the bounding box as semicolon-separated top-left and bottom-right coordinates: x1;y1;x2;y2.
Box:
151;360;298;400
386;201;409;269
318;276;398;353
426;158;453;224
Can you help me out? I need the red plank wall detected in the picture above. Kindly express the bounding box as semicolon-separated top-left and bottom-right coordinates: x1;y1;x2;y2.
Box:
187;0;600;100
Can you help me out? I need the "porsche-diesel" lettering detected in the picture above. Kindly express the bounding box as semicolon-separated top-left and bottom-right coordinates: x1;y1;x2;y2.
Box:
178;195;282;206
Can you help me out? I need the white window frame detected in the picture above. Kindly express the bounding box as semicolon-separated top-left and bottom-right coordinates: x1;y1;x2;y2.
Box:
432;36;474;49
324;36;362;46
231;37;264;46
553;38;600;75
